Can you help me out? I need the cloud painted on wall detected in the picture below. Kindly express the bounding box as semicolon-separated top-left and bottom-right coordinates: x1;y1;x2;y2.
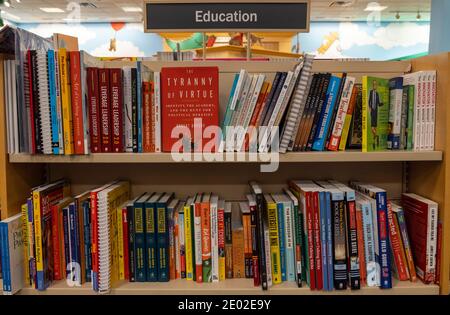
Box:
25;23;97;45
338;22;430;50
90;40;145;57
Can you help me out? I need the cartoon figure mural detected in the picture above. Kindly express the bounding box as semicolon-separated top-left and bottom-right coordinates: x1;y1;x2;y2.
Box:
109;22;125;52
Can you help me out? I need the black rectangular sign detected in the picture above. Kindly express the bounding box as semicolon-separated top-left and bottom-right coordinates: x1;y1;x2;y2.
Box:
145;2;310;32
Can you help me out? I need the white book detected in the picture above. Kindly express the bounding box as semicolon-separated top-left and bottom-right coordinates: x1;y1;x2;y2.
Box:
177;202;186;278
11;60;19;154
230;69;248;111
235;74;258;130
263;217;272;287
429;72;436;151
4;60;12;154
154;72;162;153
259;71;295;153
193;195;203;281
236;74;266;152
280;194;296;282
0;213;25;295
123;67;134;152
274;64;303;127
36;50;53;154
403;72;422;151
210;194;219;282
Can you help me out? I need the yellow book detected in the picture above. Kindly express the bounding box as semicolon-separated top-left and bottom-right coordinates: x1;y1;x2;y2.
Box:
184;197;194;280
361;76;369;153
32;190;44;279
58;48;74;155
218;199;225;281
117;206;125;280
21;203;30;286
264;194;281;284
339;85;359;151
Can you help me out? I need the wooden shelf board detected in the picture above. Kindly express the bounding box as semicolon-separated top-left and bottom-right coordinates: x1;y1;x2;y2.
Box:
16;279;439;295
8;151;443;164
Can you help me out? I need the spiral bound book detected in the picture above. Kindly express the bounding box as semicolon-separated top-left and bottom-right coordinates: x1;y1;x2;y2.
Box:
36;50;53;155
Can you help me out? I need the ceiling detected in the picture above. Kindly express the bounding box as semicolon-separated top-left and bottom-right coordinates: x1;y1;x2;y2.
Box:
0;0;432;24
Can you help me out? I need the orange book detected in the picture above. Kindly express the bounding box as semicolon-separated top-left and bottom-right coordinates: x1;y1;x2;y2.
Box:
201;193;212;282
240;202;252;279
142;82;153;152
355;206;366;286
232;204;245;279
387;202;410;281
245;82;270;151
69;51;85;155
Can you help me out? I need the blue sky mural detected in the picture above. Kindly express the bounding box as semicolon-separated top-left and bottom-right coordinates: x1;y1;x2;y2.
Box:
18;21;430;60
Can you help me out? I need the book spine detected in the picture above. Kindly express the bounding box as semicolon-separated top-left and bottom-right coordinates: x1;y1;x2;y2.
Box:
62;208;71;286
435;220;442;284
117;208;125;280
136;62;143;152
426;203;438;283
142;82;153;152
99;69;112;153
339;85;358;151
122;207;129;280
32;191;46;290
184;203;194;280
127;204;136;282
58;49;74;155
267;201;281;284
312;75;342;151
329;77;355;151
47;51;59;155
319;192;329;290
305;192;315;289
361;201;378;287
325;193;333;290
346;197;360;290
69;51;84;155
355;204;366;286
123;68;133;152
0;223;10;292
69;204;81;285
375;192;392;289
292;200;303;287
263;220;272;287
210;201;219;282
254;194;267;290
174;211;180;278
284;201;296;282
395;209;417;281
406;86;415;150
276;202;286;281
21;203;31;286
388;78;403;150
178;211;186;279
110;69;124;153
312;192;323;290
332;199;347;290
154;72;162;153
243;212;252;279
387;203;409;281
89;192;98;290
83;201;92;282
168;209;176;280
134;202;147;282
51;204;62;280
53;51;64;154
194;202;203;282
249;202;260;286
217;206;226;281
29;51;42;154
87;68;101;153
147;201;159;282
201;202;212;282
225;209;233;279
361;77;369;152
131;69;138;152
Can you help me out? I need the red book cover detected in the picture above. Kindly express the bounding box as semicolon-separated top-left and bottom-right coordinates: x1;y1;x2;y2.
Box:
161;67;219;152
355;207;366;286
142;82;154;153
109;68;124;153
305;191;316;290
87;68;101;153
217;202;225;280
69;51;85;154
312;191;323;290
387;202;409;281
51;204;62;280
90;190;100;288
99;69;112;153
402;194;437;284
122;206;130;280
26;52;37;154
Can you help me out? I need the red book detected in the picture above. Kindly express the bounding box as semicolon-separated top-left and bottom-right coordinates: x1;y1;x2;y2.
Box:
355;206;366;286
305;191;316;290
160;67;219;152
201;195;212;282
245;83;270;152
402;193;438;284
69;51;85;154
248;197;260;286
312;191;323;290
142;82;154;152
387;201;410;281
99;69;112;153
109;68;124;153
122;206;130;280
194;198;203;283
87;68;101;153
217;201;225;280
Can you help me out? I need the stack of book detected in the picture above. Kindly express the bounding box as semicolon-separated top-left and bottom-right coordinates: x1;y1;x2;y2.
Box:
0;179;441;294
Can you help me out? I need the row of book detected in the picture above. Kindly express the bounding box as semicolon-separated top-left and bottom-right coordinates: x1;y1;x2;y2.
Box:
220;56;436;153
0;179;441;294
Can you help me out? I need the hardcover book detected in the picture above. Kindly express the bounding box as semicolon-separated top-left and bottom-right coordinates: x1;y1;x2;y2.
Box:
161;67;219;152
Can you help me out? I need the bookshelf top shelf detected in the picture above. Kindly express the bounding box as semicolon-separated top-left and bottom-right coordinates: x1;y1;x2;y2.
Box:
15;279;440;295
8;151;443;164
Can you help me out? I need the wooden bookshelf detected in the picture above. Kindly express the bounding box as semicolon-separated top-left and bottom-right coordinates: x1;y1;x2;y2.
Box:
1;53;449;295
16;279;439;295
8;151;444;164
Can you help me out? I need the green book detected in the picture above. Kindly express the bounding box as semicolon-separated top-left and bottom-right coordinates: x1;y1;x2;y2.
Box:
407;85;415;150
362;76;390;152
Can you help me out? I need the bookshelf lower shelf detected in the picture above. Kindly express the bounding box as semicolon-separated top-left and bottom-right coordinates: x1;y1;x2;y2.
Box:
16;279;439;295
8;151;444;163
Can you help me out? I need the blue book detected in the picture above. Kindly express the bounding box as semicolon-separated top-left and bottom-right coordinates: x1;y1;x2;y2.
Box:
281;196;296;282
136;61;143;152
272;195;286;281
47;50;60;155
221;73;239;131
0;223;10;292
145;193;161;282
388;77;404;150
312;75;342;151
318;190;329;291
324;191;333;291
156;193;174;282
134;193;152;282
26;197;35;287
82;200;92;282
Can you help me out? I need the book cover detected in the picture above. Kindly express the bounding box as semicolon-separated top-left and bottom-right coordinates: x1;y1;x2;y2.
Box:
355;200;367;286
387;201;410;281
348;84;363;149
362;77;390;152
161;67;219;152
58;49;74;155
110;68;124;153
145;193;161;282
134;193;152;282
217;199;226;281
264;194;281;284
69;51;85;155
339;85;359;151
393;205;417;281
99;69;112;153
388;77;404;150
